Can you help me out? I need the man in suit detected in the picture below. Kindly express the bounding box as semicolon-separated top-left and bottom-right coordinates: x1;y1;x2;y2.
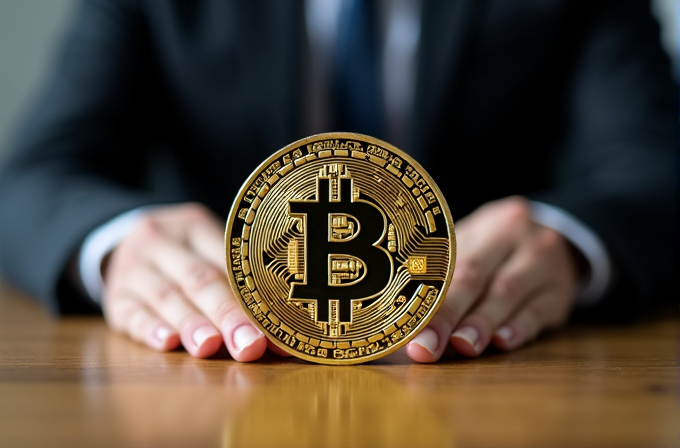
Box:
0;0;676;362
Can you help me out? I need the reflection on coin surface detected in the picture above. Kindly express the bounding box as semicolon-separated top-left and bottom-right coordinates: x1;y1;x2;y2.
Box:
225;133;455;364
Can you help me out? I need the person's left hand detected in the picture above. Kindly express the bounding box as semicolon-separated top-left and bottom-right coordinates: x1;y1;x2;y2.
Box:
405;196;579;362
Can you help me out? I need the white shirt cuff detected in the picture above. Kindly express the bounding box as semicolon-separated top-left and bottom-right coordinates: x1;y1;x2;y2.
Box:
529;201;612;307
78;206;155;303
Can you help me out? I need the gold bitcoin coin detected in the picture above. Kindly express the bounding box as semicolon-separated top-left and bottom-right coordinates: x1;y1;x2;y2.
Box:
225;132;455;364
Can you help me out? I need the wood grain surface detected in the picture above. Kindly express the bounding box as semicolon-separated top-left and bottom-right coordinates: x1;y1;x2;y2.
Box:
0;282;677;448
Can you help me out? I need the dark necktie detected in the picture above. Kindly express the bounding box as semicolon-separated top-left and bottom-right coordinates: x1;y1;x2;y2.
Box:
333;0;383;139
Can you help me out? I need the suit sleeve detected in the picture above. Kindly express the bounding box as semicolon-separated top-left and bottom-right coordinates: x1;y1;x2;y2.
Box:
0;0;169;314
531;0;678;320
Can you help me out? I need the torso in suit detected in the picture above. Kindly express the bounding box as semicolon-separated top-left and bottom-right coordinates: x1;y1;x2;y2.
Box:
0;0;676;317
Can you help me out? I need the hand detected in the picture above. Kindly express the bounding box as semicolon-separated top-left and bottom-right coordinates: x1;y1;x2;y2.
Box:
102;203;287;360
406;196;578;362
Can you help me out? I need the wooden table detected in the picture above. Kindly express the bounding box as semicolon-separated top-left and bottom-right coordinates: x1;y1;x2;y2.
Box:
0;282;677;448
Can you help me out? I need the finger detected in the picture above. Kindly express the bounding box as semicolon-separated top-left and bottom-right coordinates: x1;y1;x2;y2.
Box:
104;293;180;352
446;199;533;320
119;266;224;358
413;240;515;362
408;201;531;362
148;240;267;362
406;305;457;363
182;209;280;358
490;289;568;351
449;233;552;356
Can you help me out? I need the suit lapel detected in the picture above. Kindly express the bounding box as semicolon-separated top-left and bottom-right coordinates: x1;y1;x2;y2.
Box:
410;0;485;164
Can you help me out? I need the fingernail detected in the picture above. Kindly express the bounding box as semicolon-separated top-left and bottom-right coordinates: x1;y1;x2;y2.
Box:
156;326;173;343
410;327;438;355
495;326;514;343
452;326;479;348
193;325;219;347
233;325;263;352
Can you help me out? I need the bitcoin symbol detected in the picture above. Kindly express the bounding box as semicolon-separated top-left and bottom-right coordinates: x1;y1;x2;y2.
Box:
288;165;393;335
225;132;455;364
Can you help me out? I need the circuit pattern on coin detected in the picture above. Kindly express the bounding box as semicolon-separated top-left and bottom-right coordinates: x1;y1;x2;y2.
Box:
225;133;455;364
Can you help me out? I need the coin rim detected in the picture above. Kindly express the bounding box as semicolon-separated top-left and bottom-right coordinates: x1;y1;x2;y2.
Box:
224;132;456;365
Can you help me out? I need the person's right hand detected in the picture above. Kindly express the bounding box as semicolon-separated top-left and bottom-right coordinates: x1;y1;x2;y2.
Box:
102;202;279;360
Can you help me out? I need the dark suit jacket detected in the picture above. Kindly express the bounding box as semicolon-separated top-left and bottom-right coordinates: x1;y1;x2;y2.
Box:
0;0;676;318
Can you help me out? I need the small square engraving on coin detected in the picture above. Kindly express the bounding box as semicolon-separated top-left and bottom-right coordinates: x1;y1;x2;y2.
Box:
408;256;427;274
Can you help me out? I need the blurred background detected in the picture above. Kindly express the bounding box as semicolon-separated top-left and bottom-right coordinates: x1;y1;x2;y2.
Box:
0;0;678;161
